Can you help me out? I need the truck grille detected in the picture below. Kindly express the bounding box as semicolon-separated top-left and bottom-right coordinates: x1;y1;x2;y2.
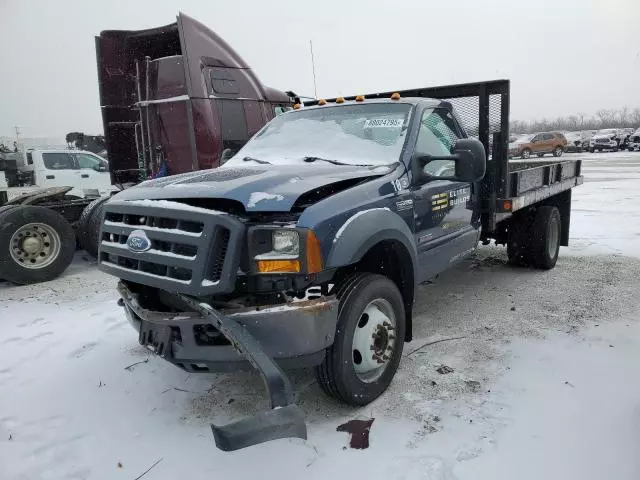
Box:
98;199;244;295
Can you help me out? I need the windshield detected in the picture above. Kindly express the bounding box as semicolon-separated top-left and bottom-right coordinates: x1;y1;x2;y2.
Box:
227;103;413;166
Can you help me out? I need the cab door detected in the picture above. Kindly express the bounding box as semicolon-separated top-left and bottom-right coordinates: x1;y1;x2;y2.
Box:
71;152;113;196
411;107;476;282
38;152;80;190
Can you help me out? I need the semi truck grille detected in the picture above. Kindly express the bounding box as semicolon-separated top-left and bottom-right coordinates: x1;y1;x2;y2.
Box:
98;199;243;295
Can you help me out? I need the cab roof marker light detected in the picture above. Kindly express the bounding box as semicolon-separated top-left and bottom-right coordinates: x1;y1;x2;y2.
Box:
293;103;301;110
355;95;365;102
390;92;401;100
335;97;345;104
318;99;327;106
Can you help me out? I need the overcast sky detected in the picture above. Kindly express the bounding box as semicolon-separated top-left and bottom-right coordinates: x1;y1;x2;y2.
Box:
1;0;638;138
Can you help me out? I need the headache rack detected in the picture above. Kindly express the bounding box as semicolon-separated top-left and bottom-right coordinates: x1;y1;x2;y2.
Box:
309;79;583;233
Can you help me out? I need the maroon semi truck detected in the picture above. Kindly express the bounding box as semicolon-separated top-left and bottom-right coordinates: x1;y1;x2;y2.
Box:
95;12;298;185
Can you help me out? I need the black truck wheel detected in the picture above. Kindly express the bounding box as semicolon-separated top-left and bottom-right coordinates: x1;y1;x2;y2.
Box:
0;205;76;284
78;196;110;258
507;206;561;270
529;206;561;269
316;273;405;405
521;148;531;159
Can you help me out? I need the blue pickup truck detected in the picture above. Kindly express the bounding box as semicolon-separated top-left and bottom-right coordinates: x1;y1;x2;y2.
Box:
97;80;583;450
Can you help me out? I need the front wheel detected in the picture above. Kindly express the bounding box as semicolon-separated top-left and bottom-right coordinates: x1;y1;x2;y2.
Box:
0;206;76;284
553;146;564;157
521;148;532;159
316;273;405;405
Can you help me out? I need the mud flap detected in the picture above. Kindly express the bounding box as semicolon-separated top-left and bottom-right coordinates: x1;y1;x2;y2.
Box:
178;296;308;451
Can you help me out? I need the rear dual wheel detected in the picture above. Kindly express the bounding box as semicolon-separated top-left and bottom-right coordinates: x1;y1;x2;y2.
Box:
316;273;405;405
508;206;561;270
0;206;76;284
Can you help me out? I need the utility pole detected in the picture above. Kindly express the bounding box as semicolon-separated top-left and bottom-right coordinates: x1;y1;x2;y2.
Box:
13;126;21;152
310;40;318;99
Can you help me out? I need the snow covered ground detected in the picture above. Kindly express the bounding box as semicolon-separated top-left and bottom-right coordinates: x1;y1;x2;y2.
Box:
1;151;640;480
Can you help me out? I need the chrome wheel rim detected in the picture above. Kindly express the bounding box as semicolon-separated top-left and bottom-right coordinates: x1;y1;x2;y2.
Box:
9;223;61;269
548;217;559;259
352;298;397;383
522;150;530;159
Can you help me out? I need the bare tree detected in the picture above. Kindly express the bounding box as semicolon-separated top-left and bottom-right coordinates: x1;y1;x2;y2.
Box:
630;108;640;126
618;106;629;126
596;109;616;127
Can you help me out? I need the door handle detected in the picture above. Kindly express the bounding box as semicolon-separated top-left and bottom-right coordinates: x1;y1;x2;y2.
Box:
81;174;89;178
46;175;55;179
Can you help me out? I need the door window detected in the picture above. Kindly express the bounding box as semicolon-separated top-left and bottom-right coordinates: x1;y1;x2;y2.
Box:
42;153;76;170
73;153;107;170
216;99;249;154
415;108;462;177
542;133;554;141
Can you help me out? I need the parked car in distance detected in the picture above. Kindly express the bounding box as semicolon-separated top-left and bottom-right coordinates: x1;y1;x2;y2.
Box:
510;132;567;159
627;129;640;152
589;129;619;152
564;131;586;153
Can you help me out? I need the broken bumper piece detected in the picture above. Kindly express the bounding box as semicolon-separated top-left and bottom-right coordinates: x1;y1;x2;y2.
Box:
116;282;340;451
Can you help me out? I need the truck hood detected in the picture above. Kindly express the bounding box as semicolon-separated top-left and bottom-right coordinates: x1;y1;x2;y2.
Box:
110;163;395;212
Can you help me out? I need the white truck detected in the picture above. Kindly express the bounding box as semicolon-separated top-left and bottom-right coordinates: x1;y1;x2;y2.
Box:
0;148;117;284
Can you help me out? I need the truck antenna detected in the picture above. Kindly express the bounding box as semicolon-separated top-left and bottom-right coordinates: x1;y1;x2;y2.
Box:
310;40;318;99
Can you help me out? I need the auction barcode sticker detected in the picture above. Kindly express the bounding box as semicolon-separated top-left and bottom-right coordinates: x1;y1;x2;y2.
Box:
364;118;404;128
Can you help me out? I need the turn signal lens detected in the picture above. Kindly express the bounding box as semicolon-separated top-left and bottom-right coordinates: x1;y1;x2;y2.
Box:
306;231;323;274
293;103;301;109
318;99;327;105
390;92;401;100
257;260;301;273
502;200;512;211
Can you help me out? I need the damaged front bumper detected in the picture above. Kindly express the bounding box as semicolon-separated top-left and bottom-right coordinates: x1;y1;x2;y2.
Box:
117;282;338;451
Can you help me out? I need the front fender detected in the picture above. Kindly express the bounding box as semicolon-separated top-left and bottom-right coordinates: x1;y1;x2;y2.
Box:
326;208;417;271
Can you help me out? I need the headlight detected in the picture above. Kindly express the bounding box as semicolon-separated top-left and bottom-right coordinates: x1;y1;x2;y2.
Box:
272;230;299;255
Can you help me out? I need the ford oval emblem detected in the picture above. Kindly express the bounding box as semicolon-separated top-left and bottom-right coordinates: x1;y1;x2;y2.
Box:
126;229;151;253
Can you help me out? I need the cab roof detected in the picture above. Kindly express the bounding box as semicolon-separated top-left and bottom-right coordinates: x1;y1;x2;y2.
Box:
300;97;446;111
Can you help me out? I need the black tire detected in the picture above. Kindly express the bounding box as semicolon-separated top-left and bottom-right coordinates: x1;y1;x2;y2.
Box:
0;204;20;216
553;146;563;157
316;273;406;406
536;153;544;158
0;206;76;284
589;147;595;153
529;206;561;270
78;196;110;258
521;148;531;159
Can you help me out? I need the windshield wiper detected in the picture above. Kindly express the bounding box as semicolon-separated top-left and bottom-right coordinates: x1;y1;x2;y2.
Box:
302;156;369;167
243;156;271;165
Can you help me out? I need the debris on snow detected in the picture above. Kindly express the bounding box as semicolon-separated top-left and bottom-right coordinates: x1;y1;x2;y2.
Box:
133;458;163;480
124;357;150;371
336;418;375;449
464;380;481;392
436;365;455;375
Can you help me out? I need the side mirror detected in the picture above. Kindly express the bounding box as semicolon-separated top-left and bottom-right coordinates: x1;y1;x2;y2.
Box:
411;138;486;185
